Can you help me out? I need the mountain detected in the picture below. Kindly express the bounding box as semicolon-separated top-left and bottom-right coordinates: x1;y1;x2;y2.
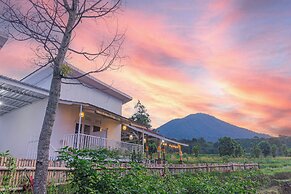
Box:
156;113;270;142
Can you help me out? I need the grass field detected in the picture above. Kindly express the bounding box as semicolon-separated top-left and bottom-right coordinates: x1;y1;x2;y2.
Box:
166;154;291;193
168;153;290;167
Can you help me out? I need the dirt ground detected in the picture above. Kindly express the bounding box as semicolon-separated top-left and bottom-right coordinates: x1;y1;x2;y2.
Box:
259;172;291;194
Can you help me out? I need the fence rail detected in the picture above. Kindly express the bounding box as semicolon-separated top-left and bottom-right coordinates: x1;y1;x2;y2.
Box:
0;157;259;191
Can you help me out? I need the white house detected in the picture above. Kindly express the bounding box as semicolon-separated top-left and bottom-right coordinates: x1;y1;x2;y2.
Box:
0;65;187;160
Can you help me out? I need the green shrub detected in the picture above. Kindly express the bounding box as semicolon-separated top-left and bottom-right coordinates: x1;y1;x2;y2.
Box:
58;148;264;194
59;147;122;194
0;151;16;193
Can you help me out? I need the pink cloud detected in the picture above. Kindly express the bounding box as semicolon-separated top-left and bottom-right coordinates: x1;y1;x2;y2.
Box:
1;1;291;137
0;40;37;78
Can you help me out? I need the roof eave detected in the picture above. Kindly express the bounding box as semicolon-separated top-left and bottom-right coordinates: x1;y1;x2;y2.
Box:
0;75;49;96
68;66;132;104
126;125;189;147
20;64;132;104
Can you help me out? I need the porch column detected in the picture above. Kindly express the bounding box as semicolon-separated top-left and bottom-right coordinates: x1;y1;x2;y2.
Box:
145;138;149;158
77;104;83;149
178;144;183;164
157;141;162;163
142;129;145;157
162;144;166;163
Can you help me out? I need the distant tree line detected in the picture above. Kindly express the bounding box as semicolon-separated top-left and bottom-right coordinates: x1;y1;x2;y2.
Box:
235;136;290;157
179;136;291;158
217;137;244;157
181;138;218;155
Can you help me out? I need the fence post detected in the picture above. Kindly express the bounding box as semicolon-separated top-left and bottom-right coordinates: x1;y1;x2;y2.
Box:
231;163;234;171
163;163;166;176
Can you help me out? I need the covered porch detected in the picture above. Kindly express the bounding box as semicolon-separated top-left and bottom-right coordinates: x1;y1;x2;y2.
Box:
121;124;189;163
35;99;187;162
27;100;144;159
55;100;188;162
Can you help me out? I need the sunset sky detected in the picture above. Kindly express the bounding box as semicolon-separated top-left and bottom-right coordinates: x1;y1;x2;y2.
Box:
1;0;291;136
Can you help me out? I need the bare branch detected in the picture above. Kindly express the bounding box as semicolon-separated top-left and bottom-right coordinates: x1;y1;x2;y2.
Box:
63;34;124;79
68;31;124;61
0;1;125;193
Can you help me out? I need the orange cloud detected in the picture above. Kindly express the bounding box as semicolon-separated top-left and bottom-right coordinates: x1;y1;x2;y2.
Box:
1;1;291;137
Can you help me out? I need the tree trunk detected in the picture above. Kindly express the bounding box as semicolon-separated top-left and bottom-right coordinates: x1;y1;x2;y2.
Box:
33;9;77;193
33;67;61;193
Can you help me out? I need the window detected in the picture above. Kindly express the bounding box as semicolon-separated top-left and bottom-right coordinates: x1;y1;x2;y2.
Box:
93;126;101;132
84;125;90;135
75;123;80;134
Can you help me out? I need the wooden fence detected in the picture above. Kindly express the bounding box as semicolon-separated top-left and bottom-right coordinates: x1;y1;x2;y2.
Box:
0;157;259;191
144;162;259;176
0;157;68;191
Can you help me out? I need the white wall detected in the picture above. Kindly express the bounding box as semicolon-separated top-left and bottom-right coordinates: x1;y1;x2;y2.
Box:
0;101;80;158
0;99;47;158
101;118;121;142
49;104;122;151
0;101;122;158
55;106;122;142
60;80;122;115
23;68;123;115
1;66;126;158
50;103;80;150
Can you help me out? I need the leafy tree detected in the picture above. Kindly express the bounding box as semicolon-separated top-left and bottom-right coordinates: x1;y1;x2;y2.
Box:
180;136;291;156
251;145;261;158
218;137;244;157
147;140;157;159
0;0;123;192
192;145;200;157
271;144;277;157
258;141;271;157
180;138;217;155
234;142;244;157
218;137;236;156
281;144;288;156
130;100;152;128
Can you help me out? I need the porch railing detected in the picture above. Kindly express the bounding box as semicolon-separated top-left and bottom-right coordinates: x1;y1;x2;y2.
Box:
62;134;143;156
26;140;59;160
26;134;143;160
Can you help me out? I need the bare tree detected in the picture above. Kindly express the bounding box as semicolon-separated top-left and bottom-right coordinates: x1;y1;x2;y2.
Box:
0;0;123;193
0;31;8;48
